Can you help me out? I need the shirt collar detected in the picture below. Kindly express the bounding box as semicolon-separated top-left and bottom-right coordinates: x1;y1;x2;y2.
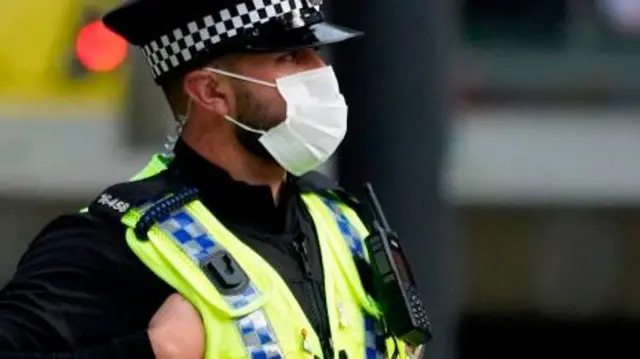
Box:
167;139;348;231
170;139;341;192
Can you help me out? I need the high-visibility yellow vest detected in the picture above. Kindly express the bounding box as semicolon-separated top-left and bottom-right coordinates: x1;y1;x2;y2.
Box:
115;154;410;358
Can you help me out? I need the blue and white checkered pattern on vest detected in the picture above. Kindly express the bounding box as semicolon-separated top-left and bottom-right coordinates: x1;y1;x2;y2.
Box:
321;198;386;359
153;197;384;358
157;208;284;359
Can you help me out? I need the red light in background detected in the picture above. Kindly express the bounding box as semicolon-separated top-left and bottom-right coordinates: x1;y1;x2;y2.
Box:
75;20;128;72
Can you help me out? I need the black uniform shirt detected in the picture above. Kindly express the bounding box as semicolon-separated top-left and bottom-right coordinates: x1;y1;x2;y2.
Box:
0;140;344;358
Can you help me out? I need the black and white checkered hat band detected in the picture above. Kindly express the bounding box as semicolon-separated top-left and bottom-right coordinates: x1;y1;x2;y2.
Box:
140;0;308;78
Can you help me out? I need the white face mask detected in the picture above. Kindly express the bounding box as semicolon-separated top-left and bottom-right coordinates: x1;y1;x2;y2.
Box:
204;66;348;176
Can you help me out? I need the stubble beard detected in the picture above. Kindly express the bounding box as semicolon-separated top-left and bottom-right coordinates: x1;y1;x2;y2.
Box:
232;84;279;164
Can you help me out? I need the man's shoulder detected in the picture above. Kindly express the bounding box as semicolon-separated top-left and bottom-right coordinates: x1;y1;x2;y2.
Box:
40;211;113;235
31;170;181;251
297;170;339;193
13;211;128;283
30;211;125;254
297;171;362;210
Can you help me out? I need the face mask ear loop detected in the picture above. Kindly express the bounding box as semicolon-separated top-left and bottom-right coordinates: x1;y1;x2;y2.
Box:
203;67;277;88
224;115;267;135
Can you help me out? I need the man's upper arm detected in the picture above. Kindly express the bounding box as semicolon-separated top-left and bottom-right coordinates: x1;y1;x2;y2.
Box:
0;214;135;352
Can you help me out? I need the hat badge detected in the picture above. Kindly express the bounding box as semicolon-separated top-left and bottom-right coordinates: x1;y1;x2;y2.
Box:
290;9;306;28
307;0;323;7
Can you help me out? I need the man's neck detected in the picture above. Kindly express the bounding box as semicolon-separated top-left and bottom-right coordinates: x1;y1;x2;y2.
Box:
180;132;286;203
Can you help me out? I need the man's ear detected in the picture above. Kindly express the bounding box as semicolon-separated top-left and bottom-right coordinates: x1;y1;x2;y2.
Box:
183;69;231;117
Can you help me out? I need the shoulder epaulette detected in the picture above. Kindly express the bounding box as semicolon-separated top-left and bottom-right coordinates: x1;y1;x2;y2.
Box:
318;188;374;223
88;170;179;223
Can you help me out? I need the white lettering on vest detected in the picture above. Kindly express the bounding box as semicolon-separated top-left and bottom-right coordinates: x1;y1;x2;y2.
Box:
97;194;131;213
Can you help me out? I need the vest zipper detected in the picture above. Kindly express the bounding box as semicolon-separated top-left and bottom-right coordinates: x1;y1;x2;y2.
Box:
294;238;333;358
309;282;333;358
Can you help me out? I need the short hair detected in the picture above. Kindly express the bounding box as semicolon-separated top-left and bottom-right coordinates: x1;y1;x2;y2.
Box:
161;74;187;118
160;54;239;118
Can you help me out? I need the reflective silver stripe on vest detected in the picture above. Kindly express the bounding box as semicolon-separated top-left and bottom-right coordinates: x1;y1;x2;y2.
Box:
322;198;386;359
157;207;284;359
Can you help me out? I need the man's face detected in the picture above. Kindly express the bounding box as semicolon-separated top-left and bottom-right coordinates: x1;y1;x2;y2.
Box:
226;48;327;160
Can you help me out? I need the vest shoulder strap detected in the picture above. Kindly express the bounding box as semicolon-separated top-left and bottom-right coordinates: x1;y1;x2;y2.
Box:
308;192;392;355
313;190;378;300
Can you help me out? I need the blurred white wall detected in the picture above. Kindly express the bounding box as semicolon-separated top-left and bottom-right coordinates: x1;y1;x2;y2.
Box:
448;107;640;205
1;106;639;205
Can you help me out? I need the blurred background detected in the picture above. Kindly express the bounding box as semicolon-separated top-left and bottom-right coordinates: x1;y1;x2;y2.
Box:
0;0;639;358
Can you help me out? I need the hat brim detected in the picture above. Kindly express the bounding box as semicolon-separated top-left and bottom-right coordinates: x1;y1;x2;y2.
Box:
240;21;363;53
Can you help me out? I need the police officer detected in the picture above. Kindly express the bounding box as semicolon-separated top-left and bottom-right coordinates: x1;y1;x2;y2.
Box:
0;0;417;358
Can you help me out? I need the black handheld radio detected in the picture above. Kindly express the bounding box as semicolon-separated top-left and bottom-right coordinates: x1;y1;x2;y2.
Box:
362;183;433;348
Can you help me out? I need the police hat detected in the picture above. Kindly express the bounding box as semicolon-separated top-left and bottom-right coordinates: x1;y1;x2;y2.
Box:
103;0;362;84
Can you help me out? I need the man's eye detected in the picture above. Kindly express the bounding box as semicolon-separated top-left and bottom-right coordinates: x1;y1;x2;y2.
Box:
279;51;297;62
